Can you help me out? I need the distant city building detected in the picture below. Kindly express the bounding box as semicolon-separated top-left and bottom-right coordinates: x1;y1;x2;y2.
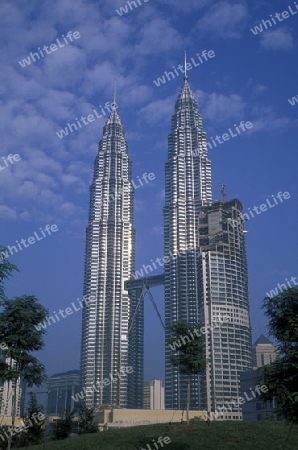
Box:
94;407;206;428
0;379;22;417
47;370;81;415
252;334;277;370
143;380;165;410
19;379;27;417
0;355;23;417
240;370;276;421
241;335;277;420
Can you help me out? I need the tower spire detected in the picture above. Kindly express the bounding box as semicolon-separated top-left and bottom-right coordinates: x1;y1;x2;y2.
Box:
184;51;188;81
113;80;117;110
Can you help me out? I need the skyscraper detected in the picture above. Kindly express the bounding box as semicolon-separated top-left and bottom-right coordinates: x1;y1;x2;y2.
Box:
164;69;252;415
164;70;212;410
198;199;252;418
80;102;143;408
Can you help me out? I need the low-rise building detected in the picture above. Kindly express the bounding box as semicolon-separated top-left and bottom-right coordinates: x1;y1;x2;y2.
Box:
47;370;81;416
143;380;165;410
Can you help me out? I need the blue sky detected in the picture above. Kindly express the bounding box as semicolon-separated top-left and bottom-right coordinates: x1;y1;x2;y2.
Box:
1;0;297;393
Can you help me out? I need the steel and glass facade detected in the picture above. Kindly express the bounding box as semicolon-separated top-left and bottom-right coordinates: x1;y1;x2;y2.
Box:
80;75;252;415
80;106;143;408
164;76;212;409
164;75;252;415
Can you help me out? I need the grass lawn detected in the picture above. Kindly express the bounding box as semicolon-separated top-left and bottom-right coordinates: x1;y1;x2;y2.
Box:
21;421;297;450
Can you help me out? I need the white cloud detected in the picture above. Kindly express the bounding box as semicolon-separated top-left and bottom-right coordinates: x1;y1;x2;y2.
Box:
41;46;87;91
244;104;298;133
17;182;43;200
0;0;295;227
260;28;293;51
60;202;78;217
19;211;30;221
61;174;79;186
160;0;213;11
249;116;297;133
139;95;176;124
197;90;246;121
0;205;17;220
255;84;268;94
197;1;248;38
151;226;163;236
0;0;159;224
135;18;183;54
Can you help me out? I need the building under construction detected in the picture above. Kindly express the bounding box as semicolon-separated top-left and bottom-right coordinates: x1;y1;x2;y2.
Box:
197;198;252;418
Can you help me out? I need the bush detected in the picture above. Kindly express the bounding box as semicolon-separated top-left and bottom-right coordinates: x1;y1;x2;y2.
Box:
54;410;74;440
77;404;97;435
0;426;27;449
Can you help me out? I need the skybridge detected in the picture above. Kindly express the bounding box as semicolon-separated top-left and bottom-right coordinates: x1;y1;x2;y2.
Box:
124;273;165;291
125;273;165;333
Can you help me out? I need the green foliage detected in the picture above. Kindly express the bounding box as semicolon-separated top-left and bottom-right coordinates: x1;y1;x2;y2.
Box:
0;295;48;386
22;393;45;445
189;416;205;423
0;247;19;299
167;321;206;375
0;426;21;449
54;410;74;440
167;321;207;424
263;288;298;350
77;404;97;434
260;288;298;423
14;421;298;450
0;285;48;450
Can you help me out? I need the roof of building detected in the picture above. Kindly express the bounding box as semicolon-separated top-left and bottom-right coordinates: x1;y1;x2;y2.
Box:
51;369;79;378
253;334;274;346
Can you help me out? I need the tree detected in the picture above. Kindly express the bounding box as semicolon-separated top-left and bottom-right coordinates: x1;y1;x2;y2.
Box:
0;426;20;450
22;393;45;445
77;404;97;434
0;246;18;299
167;321;207;424
260;288;298;423
54;410;74;440
0;295;48;450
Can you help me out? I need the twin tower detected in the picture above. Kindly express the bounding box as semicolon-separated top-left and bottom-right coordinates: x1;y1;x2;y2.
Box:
80;73;252;417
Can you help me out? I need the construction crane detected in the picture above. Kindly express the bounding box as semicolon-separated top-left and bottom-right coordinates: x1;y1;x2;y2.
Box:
221;182;227;203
